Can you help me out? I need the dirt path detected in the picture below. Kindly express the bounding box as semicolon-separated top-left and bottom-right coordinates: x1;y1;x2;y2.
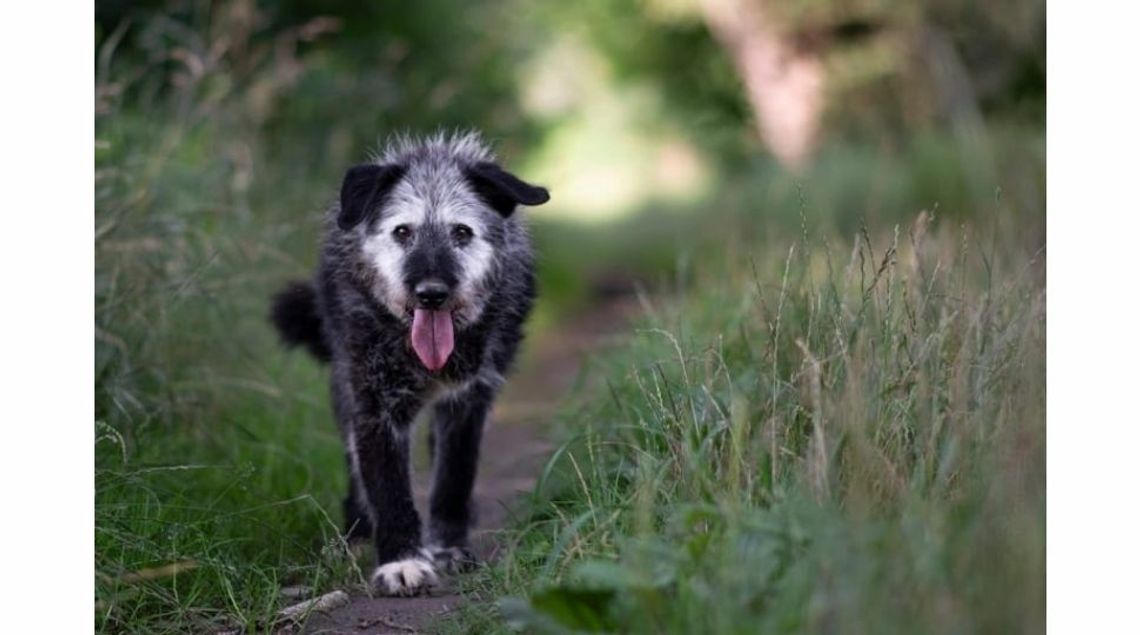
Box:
300;299;635;634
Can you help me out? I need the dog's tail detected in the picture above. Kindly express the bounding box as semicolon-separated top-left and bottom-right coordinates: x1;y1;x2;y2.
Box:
270;281;331;363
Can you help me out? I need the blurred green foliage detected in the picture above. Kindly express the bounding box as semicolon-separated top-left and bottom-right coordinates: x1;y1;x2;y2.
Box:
98;0;1043;169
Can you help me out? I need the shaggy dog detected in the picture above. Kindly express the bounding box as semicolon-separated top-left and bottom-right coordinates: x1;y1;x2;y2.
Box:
271;132;549;595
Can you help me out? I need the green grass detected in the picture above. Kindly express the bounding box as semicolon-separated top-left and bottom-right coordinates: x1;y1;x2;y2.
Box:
94;110;1043;631
448;204;1045;633
95;110;1043;631
94;107;358;632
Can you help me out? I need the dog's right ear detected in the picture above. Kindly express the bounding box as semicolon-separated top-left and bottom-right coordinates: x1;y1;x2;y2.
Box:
338;164;406;231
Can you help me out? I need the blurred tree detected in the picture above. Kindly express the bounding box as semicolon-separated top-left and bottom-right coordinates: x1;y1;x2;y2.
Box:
541;0;1042;169
696;0;826;170
96;0;1044;172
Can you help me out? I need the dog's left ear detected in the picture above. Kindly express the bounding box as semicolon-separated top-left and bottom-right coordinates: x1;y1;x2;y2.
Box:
464;162;550;216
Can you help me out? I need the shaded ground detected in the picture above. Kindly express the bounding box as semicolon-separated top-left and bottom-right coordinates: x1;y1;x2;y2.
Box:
300;298;637;634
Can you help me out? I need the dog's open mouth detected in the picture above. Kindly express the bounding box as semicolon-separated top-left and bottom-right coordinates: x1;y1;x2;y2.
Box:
411;309;454;372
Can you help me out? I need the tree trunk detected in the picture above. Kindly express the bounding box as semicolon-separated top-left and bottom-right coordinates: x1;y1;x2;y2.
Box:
698;0;824;170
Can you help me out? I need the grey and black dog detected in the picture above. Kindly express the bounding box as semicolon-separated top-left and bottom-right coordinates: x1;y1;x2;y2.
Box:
270;132;549;595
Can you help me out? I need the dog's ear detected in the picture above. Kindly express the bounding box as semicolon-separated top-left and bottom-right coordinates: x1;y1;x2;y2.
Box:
338;164;407;231
464;162;550;216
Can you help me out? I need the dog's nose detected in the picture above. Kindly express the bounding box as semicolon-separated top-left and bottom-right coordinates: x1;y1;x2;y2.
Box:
415;281;451;309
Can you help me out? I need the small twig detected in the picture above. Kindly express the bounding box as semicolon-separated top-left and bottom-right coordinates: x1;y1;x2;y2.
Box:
279;585;314;601
796;338;829;501
276;590;350;622
356;615;418;632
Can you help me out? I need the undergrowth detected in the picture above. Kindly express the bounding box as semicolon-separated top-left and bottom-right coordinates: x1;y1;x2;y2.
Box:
452;207;1045;634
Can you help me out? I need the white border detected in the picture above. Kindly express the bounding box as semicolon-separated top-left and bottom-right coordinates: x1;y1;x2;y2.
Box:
1;3;94;632
2;1;1135;632
1048;1;1140;631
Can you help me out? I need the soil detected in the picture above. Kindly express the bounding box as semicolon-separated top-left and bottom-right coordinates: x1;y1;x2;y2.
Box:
299;298;636;635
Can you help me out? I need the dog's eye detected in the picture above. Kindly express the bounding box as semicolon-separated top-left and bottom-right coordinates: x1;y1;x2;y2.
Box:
452;224;474;245
392;225;413;243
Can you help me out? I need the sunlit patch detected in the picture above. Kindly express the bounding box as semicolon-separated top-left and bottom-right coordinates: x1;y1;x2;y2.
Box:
519;34;710;222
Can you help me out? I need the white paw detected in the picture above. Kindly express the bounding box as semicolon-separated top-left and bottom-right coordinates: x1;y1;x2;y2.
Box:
425;545;477;573
370;557;439;596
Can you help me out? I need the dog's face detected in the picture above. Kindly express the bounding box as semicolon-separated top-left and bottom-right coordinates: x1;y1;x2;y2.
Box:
338;154;548;371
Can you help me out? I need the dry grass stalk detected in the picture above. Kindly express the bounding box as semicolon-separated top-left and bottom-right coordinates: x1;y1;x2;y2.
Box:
796;338;828;501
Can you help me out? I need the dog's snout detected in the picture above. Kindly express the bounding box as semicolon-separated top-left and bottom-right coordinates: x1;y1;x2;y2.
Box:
415;281;451;309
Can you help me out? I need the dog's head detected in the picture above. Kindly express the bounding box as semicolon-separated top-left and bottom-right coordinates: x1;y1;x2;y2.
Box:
337;132;549;371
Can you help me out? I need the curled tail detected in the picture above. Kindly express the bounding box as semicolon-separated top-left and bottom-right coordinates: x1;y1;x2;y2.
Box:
270;281;331;363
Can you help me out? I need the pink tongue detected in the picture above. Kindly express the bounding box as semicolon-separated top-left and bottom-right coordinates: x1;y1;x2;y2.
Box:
411;309;454;372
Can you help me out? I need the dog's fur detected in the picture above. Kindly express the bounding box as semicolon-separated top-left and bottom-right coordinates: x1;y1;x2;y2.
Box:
271;132;549;595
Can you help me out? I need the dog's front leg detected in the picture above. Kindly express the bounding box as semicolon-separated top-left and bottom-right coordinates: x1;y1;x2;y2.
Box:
426;380;495;571
351;406;438;596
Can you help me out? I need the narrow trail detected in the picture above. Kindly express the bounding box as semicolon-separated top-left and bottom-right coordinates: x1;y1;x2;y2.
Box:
301;298;636;634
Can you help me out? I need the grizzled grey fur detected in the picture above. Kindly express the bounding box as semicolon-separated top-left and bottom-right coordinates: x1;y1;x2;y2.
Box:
271;132;549;595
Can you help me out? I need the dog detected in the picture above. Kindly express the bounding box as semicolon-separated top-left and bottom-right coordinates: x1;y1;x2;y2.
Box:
270;131;549;595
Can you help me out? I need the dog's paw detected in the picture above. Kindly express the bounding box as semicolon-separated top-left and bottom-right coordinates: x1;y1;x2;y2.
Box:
425;545;478;573
370;557;439;596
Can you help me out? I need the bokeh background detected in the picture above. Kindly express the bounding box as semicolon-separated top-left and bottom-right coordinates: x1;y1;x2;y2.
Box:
95;1;1044;632
95;0;1044;369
